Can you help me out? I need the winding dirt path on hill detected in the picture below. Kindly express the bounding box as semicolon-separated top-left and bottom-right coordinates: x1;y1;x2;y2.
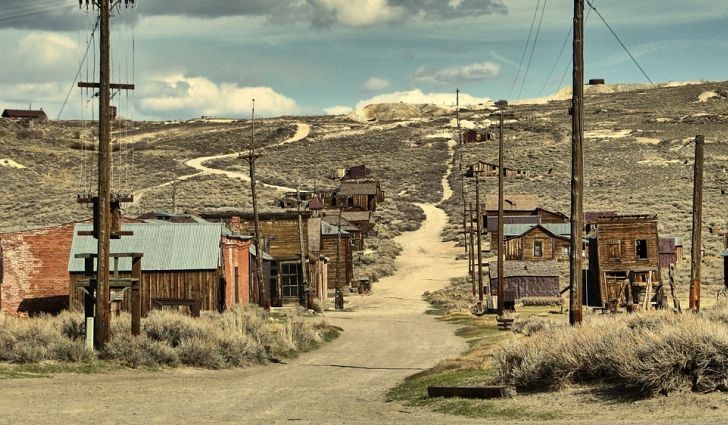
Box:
0;163;482;425
131;123;310;206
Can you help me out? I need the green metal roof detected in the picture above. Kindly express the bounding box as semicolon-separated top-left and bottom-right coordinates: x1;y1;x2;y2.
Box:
249;245;275;261
68;222;224;273
503;223;571;238
321;220;351;237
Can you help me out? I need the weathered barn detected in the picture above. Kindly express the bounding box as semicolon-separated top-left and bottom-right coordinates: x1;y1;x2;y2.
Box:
488;260;560;302
68;222;253;314
336;180;385;211
0;223;76;316
585;215;664;310
503;223;571;262
1;108;47;122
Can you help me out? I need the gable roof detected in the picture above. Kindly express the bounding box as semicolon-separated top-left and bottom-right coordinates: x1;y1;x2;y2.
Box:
503;223;571;239
68;222;223;273
339;180;379;195
2;109;47;120
321;220;352;237
488;260;560;279
484;194;539;211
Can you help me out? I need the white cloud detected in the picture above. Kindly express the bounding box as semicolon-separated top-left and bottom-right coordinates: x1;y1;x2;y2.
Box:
138;74;299;118
415;62;501;86
313;0;405;27
361;77;392;92
355;89;490;109
323;105;355;115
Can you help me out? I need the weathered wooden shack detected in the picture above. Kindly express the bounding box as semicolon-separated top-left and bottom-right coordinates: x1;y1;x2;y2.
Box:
488;260;560;302
467;160;529;178
463;129;492;144
320;221;353;290
336;180;384;211
321;210;373;251
68;222;254;315
1;108;47;122
585;215;664;310
658;236;683;268
503;223;571;262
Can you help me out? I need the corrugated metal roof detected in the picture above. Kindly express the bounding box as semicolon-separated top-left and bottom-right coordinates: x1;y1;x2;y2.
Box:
503;223;571;238
68;223;223;273
321;221;351;236
249;245;275;261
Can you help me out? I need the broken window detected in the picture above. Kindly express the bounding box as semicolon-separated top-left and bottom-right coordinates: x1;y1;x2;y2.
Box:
607;240;621;260
534;240;543;258
636;239;648;259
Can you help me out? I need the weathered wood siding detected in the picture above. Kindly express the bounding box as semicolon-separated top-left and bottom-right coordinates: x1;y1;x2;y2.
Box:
321;236;353;289
505;228;570;261
69;270;220;315
238;218;308;260
489;276;559;301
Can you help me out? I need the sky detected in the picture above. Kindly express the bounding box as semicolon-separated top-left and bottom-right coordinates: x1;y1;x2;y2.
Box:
0;0;726;120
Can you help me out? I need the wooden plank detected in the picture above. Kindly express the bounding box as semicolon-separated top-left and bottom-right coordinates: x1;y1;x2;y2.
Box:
78;81;135;90
427;386;516;399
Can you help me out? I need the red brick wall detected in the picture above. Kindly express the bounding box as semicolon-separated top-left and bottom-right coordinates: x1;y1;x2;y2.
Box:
0;223;75;316
221;238;252;308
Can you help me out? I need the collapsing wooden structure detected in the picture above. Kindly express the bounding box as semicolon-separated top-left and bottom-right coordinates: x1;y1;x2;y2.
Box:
488;260;560;304
584;215;665;309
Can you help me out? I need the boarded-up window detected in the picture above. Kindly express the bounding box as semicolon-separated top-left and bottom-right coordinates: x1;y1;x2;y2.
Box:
534;240;543;258
607;240;620;260
636;239;648;259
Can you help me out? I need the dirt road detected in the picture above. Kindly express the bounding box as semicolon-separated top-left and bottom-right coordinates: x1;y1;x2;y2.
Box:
0;202;481;425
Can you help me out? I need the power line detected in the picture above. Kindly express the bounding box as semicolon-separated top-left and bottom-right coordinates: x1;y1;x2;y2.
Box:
517;0;547;98
554;5;595;96
586;0;654;86
0;2;71;24
508;0;540;100
538;23;571;96
57;16;100;120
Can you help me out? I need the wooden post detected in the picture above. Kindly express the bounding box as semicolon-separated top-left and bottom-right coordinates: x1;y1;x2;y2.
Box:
569;0;585;325
469;202;476;297
689;135;705;312
458;88;467;254
475;175;484;309
296;186;309;308
496;101;507;316
131;255;142;336
335;200;345;310
95;0;112;348
247;100;269;310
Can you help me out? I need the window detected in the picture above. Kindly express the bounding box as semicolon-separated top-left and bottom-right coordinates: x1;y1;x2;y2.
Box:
636;239;648;260
607;240;621;260
534;240;543;258
281;263;302;298
562;246;570;257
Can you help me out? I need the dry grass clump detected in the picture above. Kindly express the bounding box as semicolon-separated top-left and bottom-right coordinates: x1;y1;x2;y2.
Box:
521;297;563;307
424;277;476;312
511;316;566;336
0;305;337;370
493;308;728;395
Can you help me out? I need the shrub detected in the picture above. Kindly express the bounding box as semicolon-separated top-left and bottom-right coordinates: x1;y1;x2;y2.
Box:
143;310;208;347
177;336;226;369
54;338;95;363
59;312;86;340
521;297;563;307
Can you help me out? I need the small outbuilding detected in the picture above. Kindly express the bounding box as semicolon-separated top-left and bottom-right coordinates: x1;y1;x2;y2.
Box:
488;260;560;302
2;108;47;122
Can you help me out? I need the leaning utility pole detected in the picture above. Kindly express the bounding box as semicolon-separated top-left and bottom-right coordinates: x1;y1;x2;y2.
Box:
245;99;269;309
569;0;585;325
495;100;508;316
296;186;309;308
689;135;705;312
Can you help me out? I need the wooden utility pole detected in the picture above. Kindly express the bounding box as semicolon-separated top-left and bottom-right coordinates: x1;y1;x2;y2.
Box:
246;99;269;309
475;175;484;310
496;100;508;316
458;89;467;254
569;0;585;325
334;198;345;310
296;186;309;308
94;0;112;347
689;135;705;312
469;202;476;296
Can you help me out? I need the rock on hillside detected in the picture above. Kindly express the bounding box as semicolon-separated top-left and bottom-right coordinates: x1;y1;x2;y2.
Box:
348;103;451;123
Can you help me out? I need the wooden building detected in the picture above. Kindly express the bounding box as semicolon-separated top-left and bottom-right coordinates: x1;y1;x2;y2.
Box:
658;236;683;268
488;260;560;302
503;223;571;262
68;222;254;315
320;221;354;290
321;210;373;251
466;160;529;178
463;129;492;144
200;211;332;305
333;180;384;212
584;215;664;310
2;108;47;122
